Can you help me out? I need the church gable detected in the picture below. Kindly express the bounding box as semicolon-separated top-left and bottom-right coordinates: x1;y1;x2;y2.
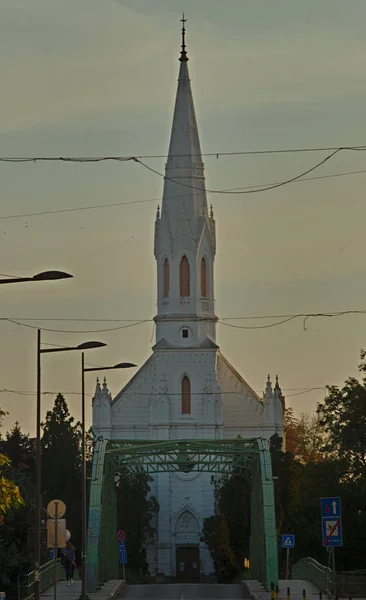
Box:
217;353;263;430
110;354;157;428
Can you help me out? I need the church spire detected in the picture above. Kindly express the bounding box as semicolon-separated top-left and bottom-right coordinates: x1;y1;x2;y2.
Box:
153;22;217;348
162;17;208;225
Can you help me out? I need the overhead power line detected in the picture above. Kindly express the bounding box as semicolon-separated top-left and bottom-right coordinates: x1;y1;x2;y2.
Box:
0;386;326;399
0;317;150;334
135;147;360;195
1;309;366;333
1;144;366;162
1;166;366;223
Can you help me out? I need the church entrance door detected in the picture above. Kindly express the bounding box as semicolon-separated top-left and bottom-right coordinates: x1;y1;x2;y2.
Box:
176;545;200;582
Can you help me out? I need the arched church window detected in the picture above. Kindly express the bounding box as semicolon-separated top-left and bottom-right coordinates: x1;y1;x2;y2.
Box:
200;257;207;298
163;258;170;297
181;376;191;414
180;256;190;297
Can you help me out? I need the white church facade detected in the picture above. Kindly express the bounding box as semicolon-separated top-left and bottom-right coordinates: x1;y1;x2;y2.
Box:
92;24;284;581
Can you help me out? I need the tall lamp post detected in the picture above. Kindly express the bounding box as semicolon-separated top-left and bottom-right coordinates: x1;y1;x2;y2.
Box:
80;360;136;600
35;333;107;600
0;270;73;285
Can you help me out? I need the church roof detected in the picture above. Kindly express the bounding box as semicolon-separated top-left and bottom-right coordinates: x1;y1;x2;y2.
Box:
111;354;155;406
218;353;262;403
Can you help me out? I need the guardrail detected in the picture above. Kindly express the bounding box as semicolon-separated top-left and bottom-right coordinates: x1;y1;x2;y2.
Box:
17;560;64;600
292;557;332;596
336;569;366;598
292;557;366;598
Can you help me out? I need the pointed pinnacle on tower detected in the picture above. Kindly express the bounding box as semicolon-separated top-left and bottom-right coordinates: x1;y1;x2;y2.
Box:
265;374;273;397
179;13;188;62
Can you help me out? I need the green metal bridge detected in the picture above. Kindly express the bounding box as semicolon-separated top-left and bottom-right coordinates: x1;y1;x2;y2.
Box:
86;437;278;592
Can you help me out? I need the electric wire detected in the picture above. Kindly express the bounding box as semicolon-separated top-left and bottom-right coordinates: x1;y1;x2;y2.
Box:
1;310;366;333
0;386;325;398
1;144;366;162
0;317;150;334
1;165;366;223
134;147;348;195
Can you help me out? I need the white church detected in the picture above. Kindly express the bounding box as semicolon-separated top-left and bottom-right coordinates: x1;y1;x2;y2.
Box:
92;23;284;581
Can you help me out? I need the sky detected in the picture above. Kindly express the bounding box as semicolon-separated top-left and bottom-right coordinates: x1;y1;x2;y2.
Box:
1;0;366;435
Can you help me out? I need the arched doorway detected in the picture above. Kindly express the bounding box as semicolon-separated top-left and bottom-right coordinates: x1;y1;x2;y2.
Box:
173;509;201;582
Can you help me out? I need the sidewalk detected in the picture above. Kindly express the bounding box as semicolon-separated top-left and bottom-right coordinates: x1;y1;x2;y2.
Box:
245;579;366;600
41;579;124;600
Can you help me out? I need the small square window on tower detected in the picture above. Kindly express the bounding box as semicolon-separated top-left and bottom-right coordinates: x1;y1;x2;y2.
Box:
182;328;189;338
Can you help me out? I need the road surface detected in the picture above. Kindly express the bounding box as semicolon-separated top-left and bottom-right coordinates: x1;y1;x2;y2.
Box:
119;583;250;600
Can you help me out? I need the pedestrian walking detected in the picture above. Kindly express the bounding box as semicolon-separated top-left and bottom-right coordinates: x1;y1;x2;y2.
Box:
62;541;76;586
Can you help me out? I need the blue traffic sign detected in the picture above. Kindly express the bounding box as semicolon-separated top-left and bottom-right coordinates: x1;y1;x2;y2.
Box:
118;541;128;564
322;517;343;547
281;534;295;548
321;497;341;518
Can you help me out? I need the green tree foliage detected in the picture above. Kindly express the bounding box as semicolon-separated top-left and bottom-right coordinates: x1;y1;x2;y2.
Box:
270;433;300;535
317;353;366;478
201;516;238;582
215;469;251;566
0;423;34;599
41;393;82;548
116;468;159;577
285;408;325;464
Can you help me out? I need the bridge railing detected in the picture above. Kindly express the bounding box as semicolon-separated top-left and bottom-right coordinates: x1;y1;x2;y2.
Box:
292;557;332;595
336;569;366;598
292;557;366;598
17;560;64;600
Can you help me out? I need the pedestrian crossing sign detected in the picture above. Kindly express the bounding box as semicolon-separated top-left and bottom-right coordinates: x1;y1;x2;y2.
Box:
281;534;295;548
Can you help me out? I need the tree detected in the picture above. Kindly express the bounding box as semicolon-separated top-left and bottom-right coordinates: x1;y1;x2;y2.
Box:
0;422;32;599
116;468;159;577
201;516;238;582
215;469;251;567
41;393;82;548
0;454;23;523
270;434;300;536
317;351;366;478
284;408;325;464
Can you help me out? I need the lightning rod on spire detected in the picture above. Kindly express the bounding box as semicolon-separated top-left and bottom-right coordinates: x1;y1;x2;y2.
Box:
179;13;188;62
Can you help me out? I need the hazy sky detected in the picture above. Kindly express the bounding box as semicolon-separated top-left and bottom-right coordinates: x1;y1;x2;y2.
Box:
1;0;366;435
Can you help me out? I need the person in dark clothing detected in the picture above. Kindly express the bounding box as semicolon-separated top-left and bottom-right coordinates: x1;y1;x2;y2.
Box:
63;541;76;585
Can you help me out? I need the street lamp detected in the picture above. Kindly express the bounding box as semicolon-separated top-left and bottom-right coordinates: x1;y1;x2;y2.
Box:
81;360;136;600
0;270;73;285
34;332;106;600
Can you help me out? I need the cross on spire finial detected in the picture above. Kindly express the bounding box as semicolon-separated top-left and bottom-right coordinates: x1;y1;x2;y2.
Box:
179;13;189;62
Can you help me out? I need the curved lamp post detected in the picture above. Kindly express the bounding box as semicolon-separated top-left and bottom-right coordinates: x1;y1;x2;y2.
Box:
0;270;73;285
81;360;136;600
34;334;106;600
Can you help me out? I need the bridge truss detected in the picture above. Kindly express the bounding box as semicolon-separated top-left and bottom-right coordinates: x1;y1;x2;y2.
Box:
86;437;278;591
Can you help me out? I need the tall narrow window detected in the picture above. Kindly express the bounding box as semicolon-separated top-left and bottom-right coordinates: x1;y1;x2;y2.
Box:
182;376;191;415
200;257;207;297
163;258;170;297
180;256;190;297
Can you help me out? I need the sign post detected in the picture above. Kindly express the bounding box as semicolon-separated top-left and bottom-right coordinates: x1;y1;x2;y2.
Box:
117;530;127;580
321;497;342;598
281;534;295;580
47;500;66;600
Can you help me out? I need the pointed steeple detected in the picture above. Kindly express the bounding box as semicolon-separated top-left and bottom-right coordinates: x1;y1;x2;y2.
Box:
153;21;217;348
162;18;208;225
